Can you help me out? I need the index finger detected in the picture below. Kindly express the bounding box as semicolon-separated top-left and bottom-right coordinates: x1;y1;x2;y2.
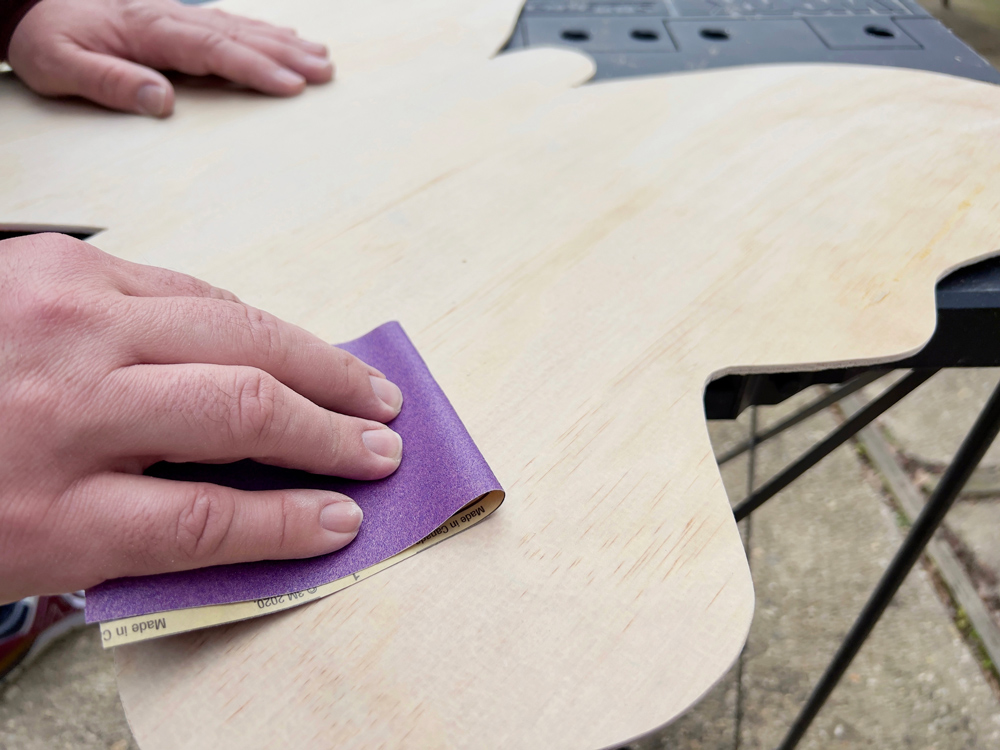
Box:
122;294;403;423
109;257;241;301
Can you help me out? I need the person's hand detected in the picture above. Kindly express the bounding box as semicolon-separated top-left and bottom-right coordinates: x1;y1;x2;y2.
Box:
0;234;403;603
7;0;333;117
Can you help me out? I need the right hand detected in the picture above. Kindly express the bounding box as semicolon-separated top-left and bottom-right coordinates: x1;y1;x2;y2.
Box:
7;0;334;117
0;233;403;603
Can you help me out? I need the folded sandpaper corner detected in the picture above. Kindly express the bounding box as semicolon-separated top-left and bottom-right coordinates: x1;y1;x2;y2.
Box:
85;321;502;624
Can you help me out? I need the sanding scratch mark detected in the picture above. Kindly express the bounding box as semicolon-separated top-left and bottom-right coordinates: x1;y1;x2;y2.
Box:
682;519;727;571
567;417;615;461
580;478;614;520
556;404;602;444
659;515;711;581
226;699;252;722
609;472;648;516
705;574;734;611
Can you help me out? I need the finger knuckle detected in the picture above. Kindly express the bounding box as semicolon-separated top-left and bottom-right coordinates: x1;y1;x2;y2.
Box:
232;368;282;443
198;29;231;58
328;417;343;459
226;28;251;45
239;304;284;361
334;351;370;399
175;485;236;562
153;268;209;296
331;350;354;389
92;61;137;103
1;236;113;354
211;286;240;302
121;0;157;24
15;280;99;330
33;232;99;265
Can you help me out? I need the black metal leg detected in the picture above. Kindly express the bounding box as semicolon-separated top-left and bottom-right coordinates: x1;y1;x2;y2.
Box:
733;405;758;748
775;376;1000;750
717;369;890;466
733;370;936;522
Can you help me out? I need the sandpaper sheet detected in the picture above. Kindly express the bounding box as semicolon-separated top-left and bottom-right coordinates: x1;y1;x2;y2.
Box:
85;322;503;634
95;491;502;647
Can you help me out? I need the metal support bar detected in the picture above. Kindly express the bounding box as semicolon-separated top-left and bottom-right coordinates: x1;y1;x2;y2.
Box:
733;405;757;748
733;370;936;522
776;375;1000;750
716;369;890;466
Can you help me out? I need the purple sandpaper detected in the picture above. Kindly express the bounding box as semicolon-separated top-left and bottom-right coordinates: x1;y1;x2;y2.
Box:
85;322;501;623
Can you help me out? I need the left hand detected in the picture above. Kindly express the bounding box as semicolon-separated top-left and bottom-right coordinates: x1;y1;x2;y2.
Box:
7;0;334;117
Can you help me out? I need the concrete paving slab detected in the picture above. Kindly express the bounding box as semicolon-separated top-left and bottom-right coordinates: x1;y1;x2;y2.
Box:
949;501;1000;577
946;500;1000;607
864;369;1000;470
925;464;1000;499
0;625;135;750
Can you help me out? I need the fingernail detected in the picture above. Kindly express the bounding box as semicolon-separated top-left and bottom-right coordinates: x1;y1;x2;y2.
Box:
271;68;306;90
303;41;328;56
304;53;333;71
362;428;402;461
320;499;363;533
370;376;403;413
136;83;168;117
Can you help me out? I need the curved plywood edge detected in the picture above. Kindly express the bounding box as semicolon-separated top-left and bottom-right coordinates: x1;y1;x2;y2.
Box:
2;0;1000;747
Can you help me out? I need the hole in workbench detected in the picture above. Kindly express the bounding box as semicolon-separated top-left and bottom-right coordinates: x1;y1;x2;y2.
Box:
864;25;895;38
699;28;730;41
560;29;590;42
630;28;659;41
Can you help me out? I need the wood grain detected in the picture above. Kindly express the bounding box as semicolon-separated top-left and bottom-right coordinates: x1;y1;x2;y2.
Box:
2;0;1000;746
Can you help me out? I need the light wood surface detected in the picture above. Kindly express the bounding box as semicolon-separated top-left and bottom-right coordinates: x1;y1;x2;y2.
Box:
3;0;1000;746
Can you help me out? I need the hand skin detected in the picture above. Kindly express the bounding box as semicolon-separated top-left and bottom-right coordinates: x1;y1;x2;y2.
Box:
7;0;334;117
0;234;403;604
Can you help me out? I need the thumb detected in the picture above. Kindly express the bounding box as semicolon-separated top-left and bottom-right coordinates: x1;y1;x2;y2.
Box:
59;47;175;117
